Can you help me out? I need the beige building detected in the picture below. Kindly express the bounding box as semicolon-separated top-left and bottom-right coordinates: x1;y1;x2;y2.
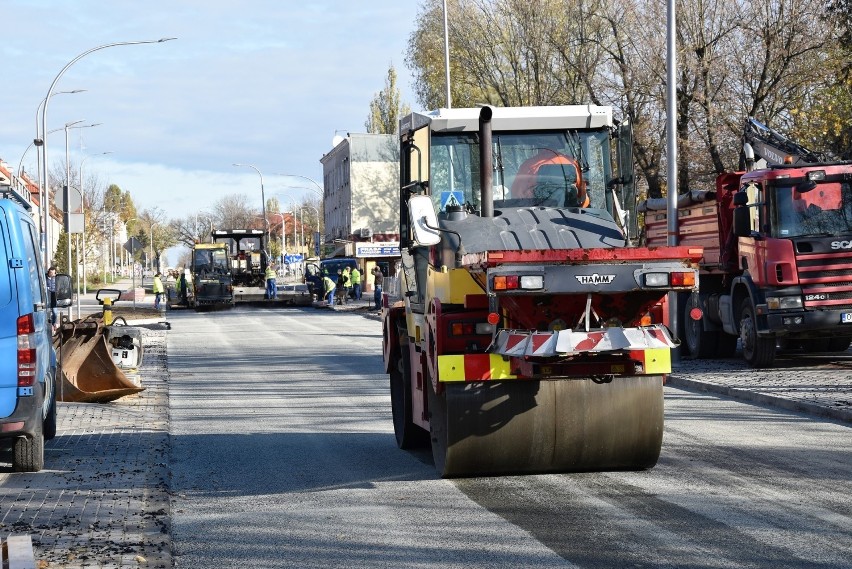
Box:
320;133;399;254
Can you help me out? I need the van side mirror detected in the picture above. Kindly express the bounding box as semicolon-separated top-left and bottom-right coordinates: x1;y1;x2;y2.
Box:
408;195;442;246
55;274;73;307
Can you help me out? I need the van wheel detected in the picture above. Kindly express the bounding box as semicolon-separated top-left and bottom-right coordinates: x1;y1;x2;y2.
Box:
739;299;776;368
43;371;57;441
13;424;45;473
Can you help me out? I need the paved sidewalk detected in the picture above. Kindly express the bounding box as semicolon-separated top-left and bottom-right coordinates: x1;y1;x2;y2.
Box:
0;326;171;568
668;349;852;424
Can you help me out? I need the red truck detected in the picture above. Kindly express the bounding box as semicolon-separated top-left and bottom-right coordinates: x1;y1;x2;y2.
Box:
641;119;852;367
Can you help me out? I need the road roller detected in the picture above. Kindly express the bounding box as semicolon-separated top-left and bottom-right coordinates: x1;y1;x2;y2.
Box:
382;105;701;477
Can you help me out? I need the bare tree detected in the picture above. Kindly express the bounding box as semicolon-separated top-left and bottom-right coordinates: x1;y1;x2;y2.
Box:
213;193;258;228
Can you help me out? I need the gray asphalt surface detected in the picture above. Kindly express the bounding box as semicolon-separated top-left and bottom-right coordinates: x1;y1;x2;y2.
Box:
167;307;852;569
2;282;849;568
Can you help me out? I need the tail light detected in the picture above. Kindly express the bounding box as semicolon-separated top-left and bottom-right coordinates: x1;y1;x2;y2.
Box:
450;321;494;335
644;271;696;287
671;271;696;287
493;274;544;290
17;314;37;387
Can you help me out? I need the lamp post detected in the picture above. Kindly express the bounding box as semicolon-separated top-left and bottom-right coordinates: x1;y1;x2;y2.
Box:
123;217;137;308
39;38;176;267
28;89;85;256
233;163;269;243
63;121;100;317
149;222;158;272
21;89;86;178
268;212;286;265
275;174;324;251
79;151;112;293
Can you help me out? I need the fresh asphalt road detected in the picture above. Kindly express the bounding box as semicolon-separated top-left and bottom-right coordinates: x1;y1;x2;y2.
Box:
166;307;852;569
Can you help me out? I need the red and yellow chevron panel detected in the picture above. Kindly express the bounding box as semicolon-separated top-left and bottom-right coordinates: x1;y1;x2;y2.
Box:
437;354;517;382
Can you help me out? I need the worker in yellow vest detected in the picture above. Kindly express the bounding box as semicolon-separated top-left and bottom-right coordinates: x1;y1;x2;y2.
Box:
323;271;336;305
350;266;361;300
153;272;164;310
265;263;278;299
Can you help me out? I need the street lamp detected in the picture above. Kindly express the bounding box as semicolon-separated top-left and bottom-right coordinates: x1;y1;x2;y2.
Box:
19;90;86;179
63;121;100;314
79;151;113;293
233;163;268;228
232;163;269;250
268;212;286;265
274;173;324;197
149;222;158;272
39;38;176;266
275;174;324;251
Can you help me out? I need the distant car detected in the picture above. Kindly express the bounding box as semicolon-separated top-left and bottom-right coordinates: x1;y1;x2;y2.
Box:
0;196;72;471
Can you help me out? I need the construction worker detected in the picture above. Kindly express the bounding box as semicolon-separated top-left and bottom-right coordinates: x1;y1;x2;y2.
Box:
153;272;164;310
341;267;352;304
265;263;277;299
372;266;384;311
350;265;361;300
178;270;188;305
323;270;336;305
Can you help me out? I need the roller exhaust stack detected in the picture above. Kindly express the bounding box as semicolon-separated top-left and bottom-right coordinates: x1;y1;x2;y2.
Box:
479;106;494;218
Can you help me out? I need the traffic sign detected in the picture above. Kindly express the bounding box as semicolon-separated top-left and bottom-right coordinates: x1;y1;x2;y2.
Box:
440;191;464;211
124;236;143;254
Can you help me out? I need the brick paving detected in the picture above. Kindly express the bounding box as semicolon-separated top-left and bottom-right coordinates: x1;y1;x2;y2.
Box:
0;326;171;568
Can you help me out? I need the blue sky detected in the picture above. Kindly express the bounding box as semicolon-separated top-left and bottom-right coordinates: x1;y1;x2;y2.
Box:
1;1;421;225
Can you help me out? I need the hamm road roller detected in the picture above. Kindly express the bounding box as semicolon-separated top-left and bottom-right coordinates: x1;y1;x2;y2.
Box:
382;105;701;477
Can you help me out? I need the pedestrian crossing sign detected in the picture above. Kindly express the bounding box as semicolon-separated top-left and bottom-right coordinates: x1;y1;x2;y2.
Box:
440;191;464;211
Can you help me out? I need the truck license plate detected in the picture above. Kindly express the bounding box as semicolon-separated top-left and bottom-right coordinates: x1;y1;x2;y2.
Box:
842;313;852;323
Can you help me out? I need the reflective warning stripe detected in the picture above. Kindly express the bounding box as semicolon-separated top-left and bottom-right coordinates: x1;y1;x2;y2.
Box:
493;325;676;357
629;347;672;374
437;354;516;382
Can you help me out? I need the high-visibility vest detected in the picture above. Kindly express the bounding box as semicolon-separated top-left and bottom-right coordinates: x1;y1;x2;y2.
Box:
265;267;276;280
153;277;164;294
350;268;361;285
323;276;336;293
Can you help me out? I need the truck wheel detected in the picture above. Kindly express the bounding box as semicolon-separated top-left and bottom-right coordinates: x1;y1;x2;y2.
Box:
683;293;718;358
389;344;426;449
739;299;776;367
12;423;45;473
43;371;57;441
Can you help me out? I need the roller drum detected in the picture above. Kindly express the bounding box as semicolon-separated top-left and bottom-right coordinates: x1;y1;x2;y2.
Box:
430;376;664;477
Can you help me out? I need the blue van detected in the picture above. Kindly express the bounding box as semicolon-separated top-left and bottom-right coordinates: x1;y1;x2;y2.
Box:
0;196;71;471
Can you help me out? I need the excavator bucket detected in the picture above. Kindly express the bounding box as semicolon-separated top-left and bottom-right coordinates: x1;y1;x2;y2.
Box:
56;319;144;403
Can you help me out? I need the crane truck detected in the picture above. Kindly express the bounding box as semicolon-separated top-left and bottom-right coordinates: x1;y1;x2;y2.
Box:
641;118;852;367
382;105;702;477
